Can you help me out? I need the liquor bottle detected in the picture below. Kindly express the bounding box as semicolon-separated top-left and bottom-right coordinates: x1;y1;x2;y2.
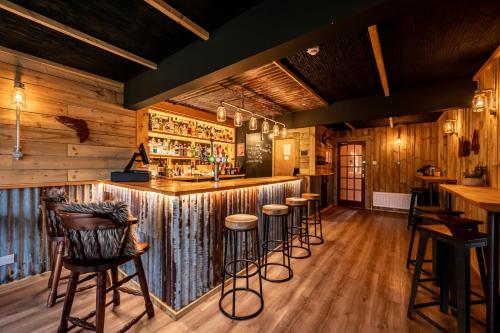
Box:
158;159;165;176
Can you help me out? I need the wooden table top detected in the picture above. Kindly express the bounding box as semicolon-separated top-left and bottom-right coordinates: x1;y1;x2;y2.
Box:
102;176;300;196
416;175;457;183
440;184;500;212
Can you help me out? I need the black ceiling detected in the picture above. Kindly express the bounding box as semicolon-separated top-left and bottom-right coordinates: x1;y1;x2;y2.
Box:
329;111;444;131
2;0;261;81
378;0;500;91
282;29;382;104
280;0;500;104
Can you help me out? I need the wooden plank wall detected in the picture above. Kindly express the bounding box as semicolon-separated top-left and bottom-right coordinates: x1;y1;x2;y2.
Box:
437;55;500;227
0;53;135;184
333;122;439;208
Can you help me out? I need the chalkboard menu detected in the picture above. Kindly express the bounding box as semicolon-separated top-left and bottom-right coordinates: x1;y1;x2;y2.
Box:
245;132;272;177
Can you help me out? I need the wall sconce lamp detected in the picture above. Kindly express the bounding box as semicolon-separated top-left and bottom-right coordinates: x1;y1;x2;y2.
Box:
472;89;497;115
12;80;25;160
443;119;457;135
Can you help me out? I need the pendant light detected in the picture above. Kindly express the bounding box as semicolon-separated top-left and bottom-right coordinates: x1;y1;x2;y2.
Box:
234;111;243;127
216;104;226;122
281;126;288;137
273;123;280;136
262;119;270;133
249;115;258;130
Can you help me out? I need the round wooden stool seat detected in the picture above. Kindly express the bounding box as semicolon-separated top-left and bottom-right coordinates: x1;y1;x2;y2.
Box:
286;197;307;206
301;193;320;200
262;204;289;216
225;214;258;231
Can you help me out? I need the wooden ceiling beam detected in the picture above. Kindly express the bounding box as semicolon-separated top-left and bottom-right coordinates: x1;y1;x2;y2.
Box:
144;0;209;41
272;60;329;106
368;25;390;97
344;122;356;130
473;46;500;81
0;0;157;70
279;78;474;128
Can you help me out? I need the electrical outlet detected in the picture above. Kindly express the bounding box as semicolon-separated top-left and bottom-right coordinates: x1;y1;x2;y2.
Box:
0;254;14;266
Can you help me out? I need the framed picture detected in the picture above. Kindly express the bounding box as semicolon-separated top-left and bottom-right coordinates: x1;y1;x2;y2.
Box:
237;143;245;157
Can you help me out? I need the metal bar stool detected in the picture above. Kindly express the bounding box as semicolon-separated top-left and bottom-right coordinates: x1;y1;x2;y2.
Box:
286;197;311;258
408;224;487;333
301;193;324;245
261;204;293;283
219;214;264;320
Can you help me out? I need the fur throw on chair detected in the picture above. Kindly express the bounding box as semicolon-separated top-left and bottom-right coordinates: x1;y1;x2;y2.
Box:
60;201;139;260
42;187;68;203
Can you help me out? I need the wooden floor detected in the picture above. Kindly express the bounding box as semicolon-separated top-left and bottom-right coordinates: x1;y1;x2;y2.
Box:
0;207;487;332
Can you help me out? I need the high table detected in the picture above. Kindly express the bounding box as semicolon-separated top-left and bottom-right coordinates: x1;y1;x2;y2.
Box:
441;184;500;332
416;175;457;206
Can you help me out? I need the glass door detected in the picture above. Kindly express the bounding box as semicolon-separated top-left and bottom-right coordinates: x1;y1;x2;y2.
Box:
338;142;365;207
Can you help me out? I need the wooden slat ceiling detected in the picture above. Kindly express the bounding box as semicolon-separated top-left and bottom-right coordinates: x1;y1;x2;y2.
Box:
0;0;262;81
169;62;328;117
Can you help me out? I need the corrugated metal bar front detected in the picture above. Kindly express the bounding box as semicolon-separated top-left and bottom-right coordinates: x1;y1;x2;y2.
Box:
0;184;97;285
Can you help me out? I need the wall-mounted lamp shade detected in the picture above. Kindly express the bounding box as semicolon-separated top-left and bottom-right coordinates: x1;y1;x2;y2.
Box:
396;137;402;145
472;92;487;113
273;123;280;136
262;120;270;133
249;116;258;130
444;119;456;134
12;83;25;107
233;111;243;127
281;126;288;137
216;105;226;122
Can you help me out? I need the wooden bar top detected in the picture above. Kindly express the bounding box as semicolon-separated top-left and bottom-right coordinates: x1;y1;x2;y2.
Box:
441;184;500;212
0;180;99;190
168;174;244;181
416;175;457;183
102;176;300;196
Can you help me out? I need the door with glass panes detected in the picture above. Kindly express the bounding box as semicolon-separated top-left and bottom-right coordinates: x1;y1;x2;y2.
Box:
338;142;365;207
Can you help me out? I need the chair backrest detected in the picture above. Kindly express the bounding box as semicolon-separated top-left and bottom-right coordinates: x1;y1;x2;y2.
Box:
40;201;65;239
58;212;138;261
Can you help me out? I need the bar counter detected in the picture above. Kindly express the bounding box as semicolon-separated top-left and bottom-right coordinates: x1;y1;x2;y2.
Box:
99;176;302;316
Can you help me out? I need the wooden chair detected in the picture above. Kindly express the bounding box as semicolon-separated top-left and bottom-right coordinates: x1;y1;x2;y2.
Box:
42;201;96;307
57;212;154;333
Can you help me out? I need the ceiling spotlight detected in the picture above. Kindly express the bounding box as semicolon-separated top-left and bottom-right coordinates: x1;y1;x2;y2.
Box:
307;45;320;56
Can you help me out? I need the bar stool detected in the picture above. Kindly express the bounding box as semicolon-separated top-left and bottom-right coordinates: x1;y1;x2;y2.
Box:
219;214;264;320
408;224;487;333
406;211;472;269
286;197;311;259
41;199;97;307
407;187;427;229
301;193;324;244
261;204;293;283
57;212;154;333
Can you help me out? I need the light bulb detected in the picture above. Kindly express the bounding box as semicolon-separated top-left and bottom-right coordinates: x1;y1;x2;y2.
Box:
396;137;402;145
472;92;487;113
262;120;270;133
234;111;243;127
273;123;280;136
281;126;287;137
249;116;258;130
12;84;25;106
216;105;226;122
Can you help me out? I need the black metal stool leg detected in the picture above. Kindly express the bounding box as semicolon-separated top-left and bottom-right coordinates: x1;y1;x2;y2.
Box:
454;244;471;333
406;221;418;269
232;230;237;317
408;231;429;318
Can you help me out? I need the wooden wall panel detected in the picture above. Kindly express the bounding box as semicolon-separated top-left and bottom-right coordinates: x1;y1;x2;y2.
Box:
0;54;135;184
436;52;500;228
334;123;439;208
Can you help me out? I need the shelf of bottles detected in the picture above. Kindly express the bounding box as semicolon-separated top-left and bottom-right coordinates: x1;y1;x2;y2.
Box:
147;109;236;177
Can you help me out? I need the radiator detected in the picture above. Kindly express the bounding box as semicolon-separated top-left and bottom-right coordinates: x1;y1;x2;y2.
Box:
372;192;412;210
